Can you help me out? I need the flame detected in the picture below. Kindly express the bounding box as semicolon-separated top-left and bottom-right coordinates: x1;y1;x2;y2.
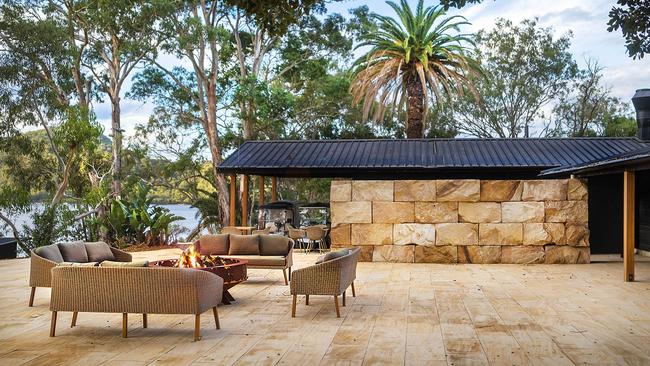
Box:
175;243;229;269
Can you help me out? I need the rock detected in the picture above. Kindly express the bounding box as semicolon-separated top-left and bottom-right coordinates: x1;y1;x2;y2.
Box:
331;201;372;224
372;245;414;263
353;245;374;262
501;246;545;264
393;224;436;246
330;180;352;202
415;202;458;223
544;245;590;264
479;223;523;245
436;180;480;202
458;202;502;223
458;246;501;264
394;180;436;201
352;180;393;201
480;180;523;201
415;246;458;263
567;179;588;201
373;202;415;223
545;201;588;224
436;223;478;246
565;225;589;246
351;224;393;245
330;223;351;246
501;202;545;223
521;180;568;201
522;223;565;245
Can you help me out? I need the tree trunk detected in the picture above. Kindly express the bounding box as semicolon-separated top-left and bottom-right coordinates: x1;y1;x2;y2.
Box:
111;95;122;197
405;73;425;139
205;85;230;226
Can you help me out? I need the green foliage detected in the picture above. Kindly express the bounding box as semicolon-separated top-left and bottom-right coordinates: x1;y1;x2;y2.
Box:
20;205;75;253
607;0;650;59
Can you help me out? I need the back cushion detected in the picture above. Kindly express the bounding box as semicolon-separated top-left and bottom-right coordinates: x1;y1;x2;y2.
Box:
197;234;230;255
58;241;89;263
228;235;260;255
84;242;116;262
34;244;64;263
322;248;350;262
259;235;290;256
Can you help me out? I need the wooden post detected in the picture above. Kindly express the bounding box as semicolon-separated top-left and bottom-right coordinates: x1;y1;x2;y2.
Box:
242;175;249;226
229;174;236;226
271;177;277;201
259;176;265;207
624;170;635;282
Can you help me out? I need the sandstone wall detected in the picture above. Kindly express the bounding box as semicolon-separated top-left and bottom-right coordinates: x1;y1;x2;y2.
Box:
330;179;590;264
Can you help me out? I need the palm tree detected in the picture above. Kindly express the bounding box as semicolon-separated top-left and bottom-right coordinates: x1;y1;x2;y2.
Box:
350;0;480;138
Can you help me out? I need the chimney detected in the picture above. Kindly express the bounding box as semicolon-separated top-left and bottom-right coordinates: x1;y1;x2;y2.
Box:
632;89;650;140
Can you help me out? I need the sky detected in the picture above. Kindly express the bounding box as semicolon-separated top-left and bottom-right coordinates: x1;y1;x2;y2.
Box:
94;0;650;138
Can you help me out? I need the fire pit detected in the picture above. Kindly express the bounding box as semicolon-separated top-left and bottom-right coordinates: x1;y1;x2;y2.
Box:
151;245;247;305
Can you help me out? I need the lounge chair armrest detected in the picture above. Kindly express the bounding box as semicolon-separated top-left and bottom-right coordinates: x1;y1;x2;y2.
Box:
290;260;342;295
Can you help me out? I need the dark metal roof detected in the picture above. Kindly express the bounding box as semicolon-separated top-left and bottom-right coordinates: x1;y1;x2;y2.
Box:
540;145;650;177
218;138;650;179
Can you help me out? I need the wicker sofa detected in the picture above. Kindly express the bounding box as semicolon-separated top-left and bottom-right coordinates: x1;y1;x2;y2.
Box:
29;241;132;306
49;266;223;341
195;234;294;285
290;247;360;318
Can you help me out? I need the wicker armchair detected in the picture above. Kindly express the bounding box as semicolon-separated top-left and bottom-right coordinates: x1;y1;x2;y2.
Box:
290;247;360;318
49;266;223;341
29;243;132;307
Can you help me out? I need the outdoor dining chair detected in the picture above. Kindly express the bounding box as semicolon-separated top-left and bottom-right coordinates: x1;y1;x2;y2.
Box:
305;226;328;253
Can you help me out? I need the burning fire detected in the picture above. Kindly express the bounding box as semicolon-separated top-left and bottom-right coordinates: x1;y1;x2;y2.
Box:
175;243;229;269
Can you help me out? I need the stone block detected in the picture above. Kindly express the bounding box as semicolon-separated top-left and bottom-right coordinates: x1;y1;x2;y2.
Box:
458;246;501;264
373;202;414;223
436;180;480;202
567;179;588;201
351;224;393;245
501;202;545;223
372;245;414;263
523;223;565;245
545;201;588;224
330;223;351;246
480;180;522;201
501;246;545;264
394;180;436;201
331;201;372;224
393;224;436;246
330;180;352;202
479;223;523;245
436;223;478;246
544;245;590;264
521;180;568;201
458;202;501;223
415;202;458;223
565;225;589;246
352;180;393;201
415;246;457;263
353;245;374;262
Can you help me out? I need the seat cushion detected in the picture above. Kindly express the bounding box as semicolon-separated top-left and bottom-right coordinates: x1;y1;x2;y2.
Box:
100;260;149;267
197;234;230;255
56;262;98;267
84;242;115;262
33;244;64;263
221;255;286;267
58;241;89;263
228;234;260;255
259;235;290;256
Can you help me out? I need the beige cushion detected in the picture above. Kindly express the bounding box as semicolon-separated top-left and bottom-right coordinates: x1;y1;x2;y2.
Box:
58;241;89;263
321;249;349;263
259;235;290;256
56;262;98;267
228;234;260;255
100;260;149;267
197;234;229;255
220;255;285;267
84;242;115;262
34;244;64;263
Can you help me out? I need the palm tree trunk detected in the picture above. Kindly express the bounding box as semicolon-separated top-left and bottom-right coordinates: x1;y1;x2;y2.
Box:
406;73;425;138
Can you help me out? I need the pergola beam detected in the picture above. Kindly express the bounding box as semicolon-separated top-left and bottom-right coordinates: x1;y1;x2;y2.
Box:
229;174;236;226
242;175;249;226
623;170;635;282
271;177;277;201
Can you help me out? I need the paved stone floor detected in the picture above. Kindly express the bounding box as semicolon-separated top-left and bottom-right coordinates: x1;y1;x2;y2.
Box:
0;249;649;365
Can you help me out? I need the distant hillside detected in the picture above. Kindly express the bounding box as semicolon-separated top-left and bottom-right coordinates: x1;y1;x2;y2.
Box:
24;129;111;149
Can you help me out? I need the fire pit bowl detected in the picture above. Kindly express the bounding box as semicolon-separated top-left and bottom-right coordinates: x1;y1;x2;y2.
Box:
151;257;247;305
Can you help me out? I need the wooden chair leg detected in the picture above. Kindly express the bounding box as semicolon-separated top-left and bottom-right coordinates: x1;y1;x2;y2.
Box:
213;307;220;329
143;314;147;328
29;287;36;307
351;281;356;297
333;295;340;318
291;294;297;317
122;313;128;338
305;295;309;306
49;311;57;337
71;311;78;327
282;268;288;285
342;291;346;307
194;314;201;341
